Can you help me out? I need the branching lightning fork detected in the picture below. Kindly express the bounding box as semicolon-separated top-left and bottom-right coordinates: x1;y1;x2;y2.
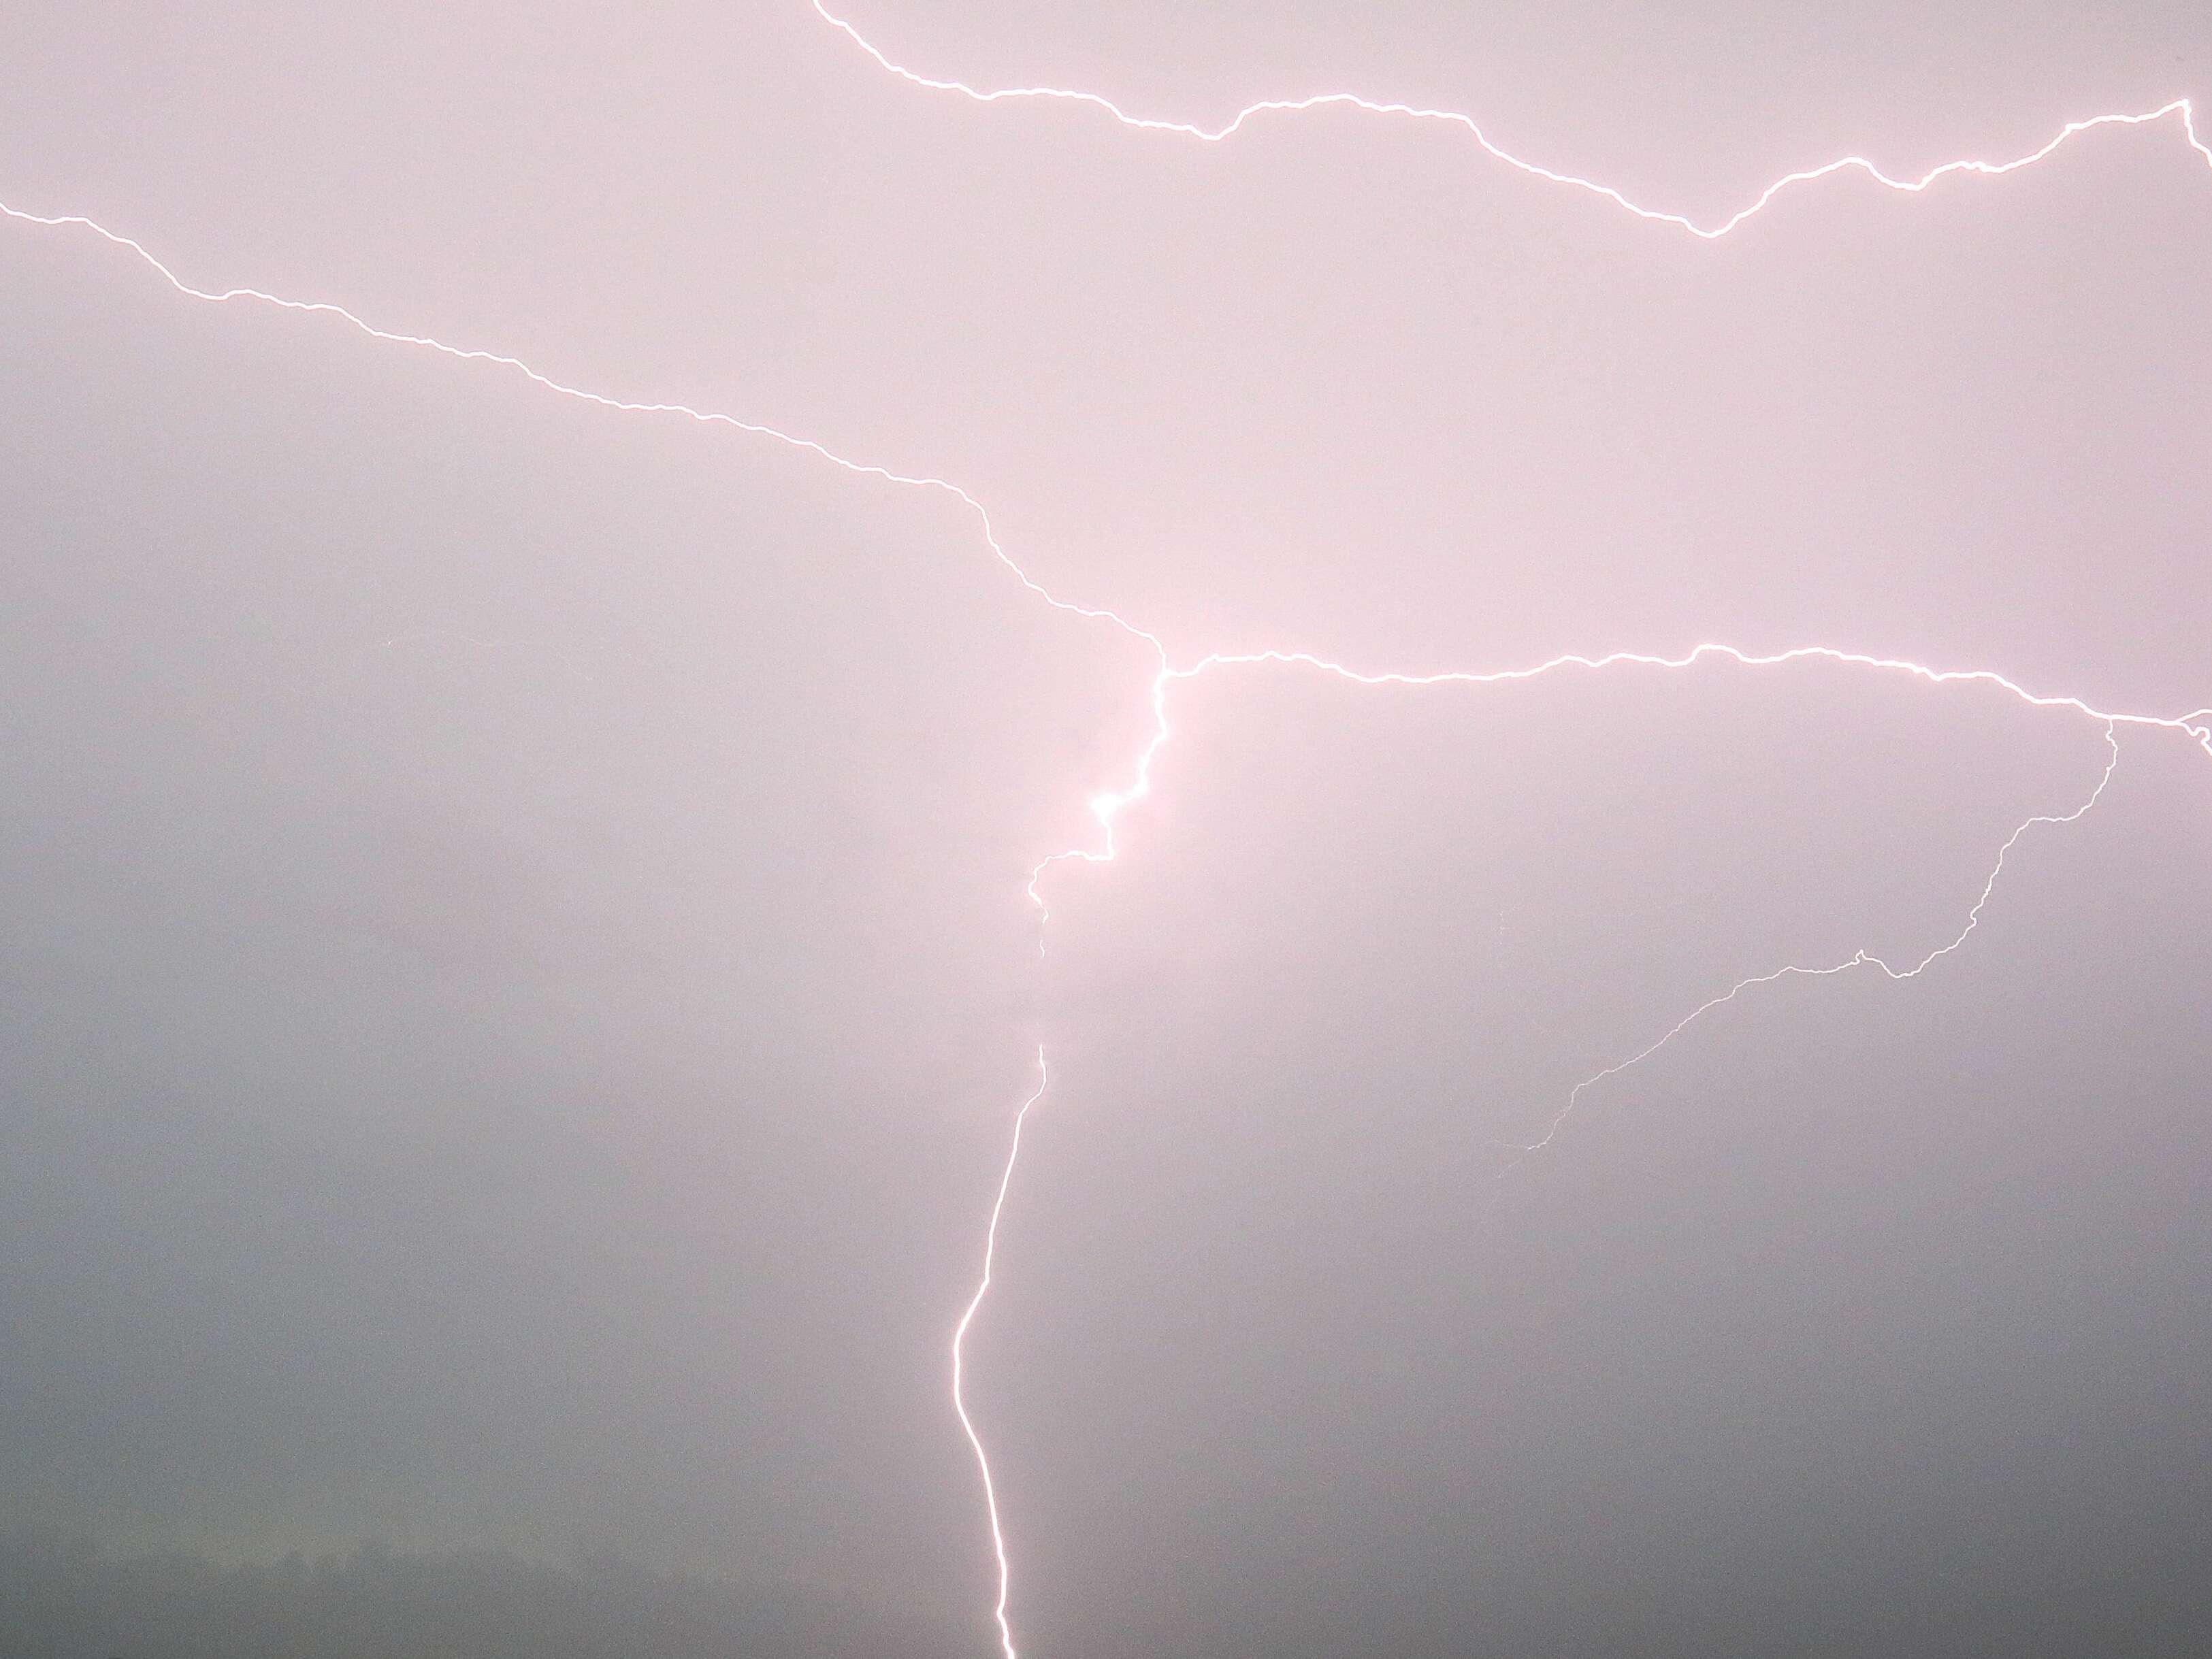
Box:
7;14;2212;1653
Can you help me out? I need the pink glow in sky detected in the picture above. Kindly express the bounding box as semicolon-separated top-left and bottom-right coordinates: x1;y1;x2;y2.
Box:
2;4;2209;1656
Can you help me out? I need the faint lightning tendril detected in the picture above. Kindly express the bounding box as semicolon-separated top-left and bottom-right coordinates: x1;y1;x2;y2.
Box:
8;21;2212;1649
1510;718;2124;1166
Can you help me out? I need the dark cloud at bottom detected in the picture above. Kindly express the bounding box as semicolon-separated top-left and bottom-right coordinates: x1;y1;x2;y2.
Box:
0;1534;969;1659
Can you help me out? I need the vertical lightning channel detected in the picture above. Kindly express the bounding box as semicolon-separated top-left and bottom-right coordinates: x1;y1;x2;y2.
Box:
952;1045;1052;1659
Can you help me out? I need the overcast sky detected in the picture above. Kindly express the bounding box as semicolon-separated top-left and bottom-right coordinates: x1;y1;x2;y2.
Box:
3;3;2209;1655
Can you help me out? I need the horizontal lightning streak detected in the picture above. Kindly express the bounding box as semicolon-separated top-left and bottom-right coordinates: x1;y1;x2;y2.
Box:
1052;648;2208;953
10;51;2212;1640
810;1;2212;237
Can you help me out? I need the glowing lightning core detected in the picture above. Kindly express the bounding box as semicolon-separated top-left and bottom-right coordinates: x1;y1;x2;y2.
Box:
7;19;2212;1653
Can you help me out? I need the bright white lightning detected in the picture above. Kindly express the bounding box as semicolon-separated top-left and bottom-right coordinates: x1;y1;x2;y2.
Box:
809;1;2212;237
7;24;2212;1651
952;1046;1050;1659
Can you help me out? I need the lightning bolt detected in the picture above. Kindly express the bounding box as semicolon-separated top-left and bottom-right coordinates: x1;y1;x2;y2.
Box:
7;15;2211;1652
808;1;2212;236
952;1046;1051;1659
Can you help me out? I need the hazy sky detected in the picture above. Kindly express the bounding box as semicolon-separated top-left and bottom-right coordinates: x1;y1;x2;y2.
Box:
3;3;2209;1655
